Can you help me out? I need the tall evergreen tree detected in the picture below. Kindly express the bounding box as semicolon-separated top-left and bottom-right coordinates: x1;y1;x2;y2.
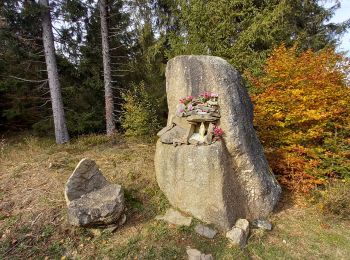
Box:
0;1;52;131
167;0;350;74
39;0;69;143
99;0;115;136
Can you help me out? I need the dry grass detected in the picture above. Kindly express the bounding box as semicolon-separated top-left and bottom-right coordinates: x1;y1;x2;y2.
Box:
0;134;349;259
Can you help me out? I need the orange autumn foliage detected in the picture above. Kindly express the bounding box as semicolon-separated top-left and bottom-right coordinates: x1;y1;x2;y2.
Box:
249;44;350;192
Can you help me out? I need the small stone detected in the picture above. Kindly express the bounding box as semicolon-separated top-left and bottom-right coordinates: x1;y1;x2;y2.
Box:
226;227;247;248
118;214;127;227
194;224;217;239
0;201;14;212
157;124;175;137
155;208;192;226
252;219;272;231
172;116;193;130
235;219;249;234
160;125;187;144
186;247;213;260
90;229;102;237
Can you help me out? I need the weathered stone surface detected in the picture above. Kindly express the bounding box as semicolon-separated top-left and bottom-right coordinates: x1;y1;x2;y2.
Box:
65;158;109;205
229;218;250;247
186;247;213;260
159;125;187;144
156;208;192;226
155;55;281;230
67;184;124;227
65;158;125;227
226;227;247;248
172;116;193;130
205;123;215;144
156;141;236;230
235;219;249;234
186;114;219;122
157;124;174;137
252;219;272;230
194;224;217;239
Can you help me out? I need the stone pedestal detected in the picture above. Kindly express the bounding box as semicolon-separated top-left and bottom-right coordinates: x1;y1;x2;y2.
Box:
156;141;236;230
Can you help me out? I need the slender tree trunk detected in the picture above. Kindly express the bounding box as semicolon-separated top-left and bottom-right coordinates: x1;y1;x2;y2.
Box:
39;0;69;144
99;0;115;136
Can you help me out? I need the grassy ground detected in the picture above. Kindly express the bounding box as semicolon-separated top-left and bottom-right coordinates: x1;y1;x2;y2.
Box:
0;134;349;259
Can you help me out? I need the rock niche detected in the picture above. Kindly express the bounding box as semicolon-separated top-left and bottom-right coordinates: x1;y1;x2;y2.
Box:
155;55;281;231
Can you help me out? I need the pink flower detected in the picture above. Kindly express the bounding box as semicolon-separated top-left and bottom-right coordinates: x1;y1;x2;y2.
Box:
186;95;193;101
188;104;193;111
213;126;224;137
200;91;211;101
179;98;185;104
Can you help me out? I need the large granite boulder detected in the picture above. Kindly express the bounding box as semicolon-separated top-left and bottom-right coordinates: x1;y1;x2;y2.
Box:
155;55;281;231
65;158;125;227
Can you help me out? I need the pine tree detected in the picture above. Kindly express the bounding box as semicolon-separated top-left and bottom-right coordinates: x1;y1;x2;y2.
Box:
167;0;350;74
39;0;69;143
99;0;115;136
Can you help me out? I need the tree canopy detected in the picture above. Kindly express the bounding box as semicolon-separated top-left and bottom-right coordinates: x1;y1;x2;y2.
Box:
0;0;349;136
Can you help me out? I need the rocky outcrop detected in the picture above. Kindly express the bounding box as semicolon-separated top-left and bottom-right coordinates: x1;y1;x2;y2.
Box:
155;55;281;231
65;158;125;227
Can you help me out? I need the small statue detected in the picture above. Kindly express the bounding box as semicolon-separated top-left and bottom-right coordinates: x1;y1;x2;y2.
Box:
199;122;206;139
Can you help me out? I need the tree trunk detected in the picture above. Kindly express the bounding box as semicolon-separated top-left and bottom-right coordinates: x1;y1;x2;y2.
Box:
39;0;69;144
99;0;115;136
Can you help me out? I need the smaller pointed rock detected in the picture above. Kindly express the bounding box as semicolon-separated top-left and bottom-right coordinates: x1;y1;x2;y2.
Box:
65;158;125;227
65;158;109;205
194;224;217;239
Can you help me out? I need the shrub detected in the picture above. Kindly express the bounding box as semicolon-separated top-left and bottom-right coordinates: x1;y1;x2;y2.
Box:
318;181;350;220
248;44;350;192
121;82;162;137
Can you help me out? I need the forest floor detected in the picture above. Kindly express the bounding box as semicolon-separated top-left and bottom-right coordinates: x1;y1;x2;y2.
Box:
0;134;349;259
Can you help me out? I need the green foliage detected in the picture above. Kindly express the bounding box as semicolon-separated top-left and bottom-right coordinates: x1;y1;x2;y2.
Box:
166;0;349;75
1;0;349;139
121;82;162;137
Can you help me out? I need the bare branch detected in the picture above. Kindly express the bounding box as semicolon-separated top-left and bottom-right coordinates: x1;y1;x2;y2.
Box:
9;76;48;83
